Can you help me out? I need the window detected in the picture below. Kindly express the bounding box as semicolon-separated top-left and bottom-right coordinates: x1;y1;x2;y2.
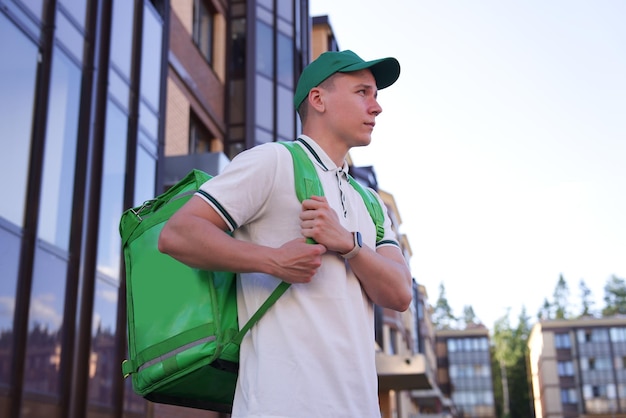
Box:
561;388;577;403
555;333;571;349
140;3;163;110
38;47;81;250
611;327;626;342
189;111;216;153
581;356;611;371
590;357;611;370
87;279;119;406
584;384;613;399
558;361;574;376
256;20;273;78
96;102;128;282
193;0;214;64
0;13;38;228
389;328;398;355
134;134;157;206
448;338;490;353
578;328;609;343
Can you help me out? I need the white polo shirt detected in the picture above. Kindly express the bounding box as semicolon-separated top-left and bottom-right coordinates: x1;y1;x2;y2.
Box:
197;136;398;418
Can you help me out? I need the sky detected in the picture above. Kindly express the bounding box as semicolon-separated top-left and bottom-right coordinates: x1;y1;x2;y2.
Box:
310;0;626;328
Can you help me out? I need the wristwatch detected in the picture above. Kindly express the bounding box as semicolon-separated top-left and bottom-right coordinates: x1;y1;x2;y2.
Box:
340;231;362;260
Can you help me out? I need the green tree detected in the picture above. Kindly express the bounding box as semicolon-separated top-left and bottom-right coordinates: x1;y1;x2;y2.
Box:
578;279;595;317
432;282;457;329
462;305;478;327
537;297;552;321
507;308;532;418
603;275;626;316
493;311;513;418
553;274;570;319
493;307;532;418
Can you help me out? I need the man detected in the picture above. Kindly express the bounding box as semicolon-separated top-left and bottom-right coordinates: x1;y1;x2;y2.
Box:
159;50;412;418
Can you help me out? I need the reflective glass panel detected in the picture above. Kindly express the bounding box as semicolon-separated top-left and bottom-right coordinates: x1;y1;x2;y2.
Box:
139;100;158;139
258;0;272;11
277;85;293;140
277;1;292;21
111;0;134;77
0;14;38;227
230;18;246;77
277;32;293;88
96;102;128;282
134;139;157;207
59;0;86;28
23;243;67;395
123;373;146;413
254;127;273;146
229;79;245;125
20;0;45;21
139;3;163;110
108;67;130;111
55;8;84;64
255;75;273;131
0;222;21;386
38;48;81;250
87;278;118;406
256;20;273;78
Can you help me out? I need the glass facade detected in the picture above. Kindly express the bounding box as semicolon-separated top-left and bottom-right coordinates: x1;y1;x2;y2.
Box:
252;0;297;146
445;335;496;418
225;0;305;158
0;0;167;416
0;0;311;416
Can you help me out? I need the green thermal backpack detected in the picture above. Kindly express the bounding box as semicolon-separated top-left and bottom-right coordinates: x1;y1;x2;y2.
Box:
119;141;385;412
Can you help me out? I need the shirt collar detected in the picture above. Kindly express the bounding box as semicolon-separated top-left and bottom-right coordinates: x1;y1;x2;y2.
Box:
296;135;350;174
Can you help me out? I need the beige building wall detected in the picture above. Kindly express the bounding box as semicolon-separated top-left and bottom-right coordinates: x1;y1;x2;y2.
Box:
311;19;333;60
165;78;191;156
529;323;567;418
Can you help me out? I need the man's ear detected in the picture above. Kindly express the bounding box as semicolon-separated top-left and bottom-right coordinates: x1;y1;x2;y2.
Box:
308;87;326;112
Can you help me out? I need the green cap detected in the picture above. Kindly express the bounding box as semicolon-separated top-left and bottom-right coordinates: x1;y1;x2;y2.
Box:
294;50;401;110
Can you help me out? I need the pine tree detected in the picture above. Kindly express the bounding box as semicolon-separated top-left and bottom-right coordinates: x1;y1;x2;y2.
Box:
578;279;595;317
553;274;570;319
462;305;478;327
432;282;457;329
537;297;552;320
603;275;626;316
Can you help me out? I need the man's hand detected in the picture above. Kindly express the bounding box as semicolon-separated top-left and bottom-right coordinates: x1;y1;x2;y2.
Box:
299;196;353;254
269;238;326;283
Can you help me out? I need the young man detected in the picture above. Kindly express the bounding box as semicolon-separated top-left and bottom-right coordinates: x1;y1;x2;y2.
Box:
159;50;412;418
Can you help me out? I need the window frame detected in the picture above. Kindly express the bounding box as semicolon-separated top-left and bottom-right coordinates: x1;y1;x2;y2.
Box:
192;0;214;64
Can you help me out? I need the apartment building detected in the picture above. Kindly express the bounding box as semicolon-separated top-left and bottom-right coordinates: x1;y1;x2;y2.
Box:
436;327;496;418
528;316;626;418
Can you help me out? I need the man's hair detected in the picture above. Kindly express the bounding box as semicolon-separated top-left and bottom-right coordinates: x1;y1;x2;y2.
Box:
297;75;336;124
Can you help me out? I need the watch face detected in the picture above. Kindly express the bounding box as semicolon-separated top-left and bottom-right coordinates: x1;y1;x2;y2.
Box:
356;231;362;247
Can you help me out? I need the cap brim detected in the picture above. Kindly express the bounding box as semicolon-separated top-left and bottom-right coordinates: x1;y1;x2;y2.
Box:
340;57;400;90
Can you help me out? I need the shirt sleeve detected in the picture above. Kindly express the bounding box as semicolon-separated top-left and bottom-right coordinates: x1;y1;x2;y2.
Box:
195;144;281;231
370;189;401;249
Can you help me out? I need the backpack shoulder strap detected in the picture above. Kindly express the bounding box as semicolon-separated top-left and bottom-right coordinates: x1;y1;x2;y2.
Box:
237;141;388;343
279;140;325;203
279;140;385;243
236;140;322;342
346;174;385;243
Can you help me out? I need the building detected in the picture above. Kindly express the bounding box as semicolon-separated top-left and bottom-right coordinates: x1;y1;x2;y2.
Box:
374;192;438;418
1;0;461;416
436;327;497;418
0;1;172;417
528;316;626;418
